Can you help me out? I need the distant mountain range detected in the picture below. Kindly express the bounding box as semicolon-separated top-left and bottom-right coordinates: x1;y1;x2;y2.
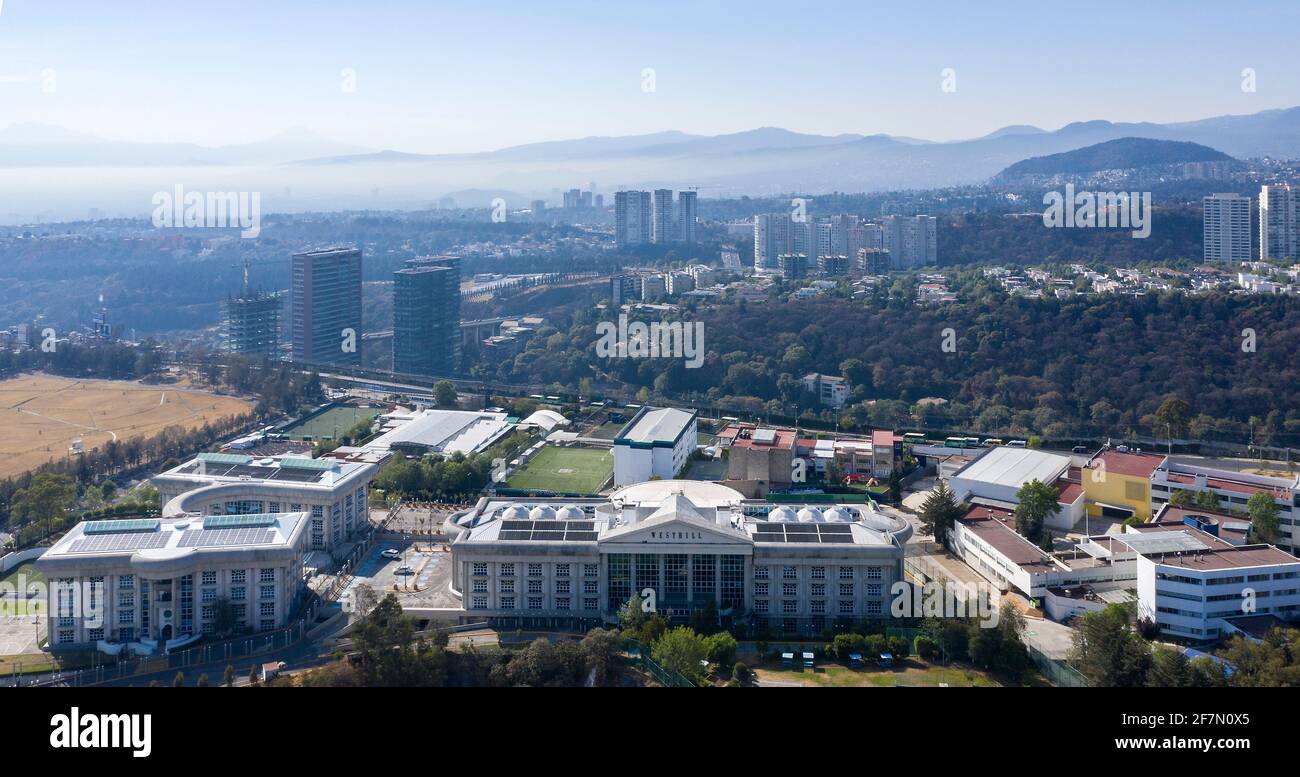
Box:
2;106;1299;218
275;106;1300;195
994;137;1235;182
0;124;370;166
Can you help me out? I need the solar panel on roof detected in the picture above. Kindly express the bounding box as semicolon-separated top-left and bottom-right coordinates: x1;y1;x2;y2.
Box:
278;457;335;471
495;518;602;542
268;468;323;482
204;514;278;529
197;452;252;465
83;519;160;535
69;532;169;553
178;528;277;548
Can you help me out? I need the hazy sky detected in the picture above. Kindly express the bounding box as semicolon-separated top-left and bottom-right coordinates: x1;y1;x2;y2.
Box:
1;0;1297;153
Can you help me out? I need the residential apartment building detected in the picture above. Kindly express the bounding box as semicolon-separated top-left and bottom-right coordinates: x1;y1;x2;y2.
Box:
677;190;698;243
753;213;791;270
1202;193;1252;263
652;189;674;244
880;215;938;269
290;246;363;366
610;274;639;305
392;255;461;376
778;253;808;280
614;190;652;246
639;273;666;300
1260;184;1298;261
802;372;849;408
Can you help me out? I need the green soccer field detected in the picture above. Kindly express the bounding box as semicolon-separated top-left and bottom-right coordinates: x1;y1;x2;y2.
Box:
505;446;613;495
282;406;381;441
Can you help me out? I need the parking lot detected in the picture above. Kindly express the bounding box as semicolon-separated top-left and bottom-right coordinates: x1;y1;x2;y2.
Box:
385;503;462;536
340;539;460;611
0;613;43;657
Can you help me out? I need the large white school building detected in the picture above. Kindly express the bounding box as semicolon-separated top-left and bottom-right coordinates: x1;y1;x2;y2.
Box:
36;513;309;654
153;452;378;553
448;480;911;636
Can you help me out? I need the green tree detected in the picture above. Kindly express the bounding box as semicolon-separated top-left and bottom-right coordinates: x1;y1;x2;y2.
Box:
580;628;622;686
1154;397;1192;438
651;627;709;684
1193;489;1222;511
919;481;963;546
1014;479;1060;550
223;665;236;687
617;594;646;634
211;597;239;637
197;673;210;688
172;671;185;687
733;662;751;684
1070;603;1151;687
11;472;76;537
1246;492;1281;545
1146;645;1190;687
432;380;458;408
703;631;738;666
1215;628;1300;687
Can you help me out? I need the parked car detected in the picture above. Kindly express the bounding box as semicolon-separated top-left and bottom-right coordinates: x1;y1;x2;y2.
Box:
381;548;402;560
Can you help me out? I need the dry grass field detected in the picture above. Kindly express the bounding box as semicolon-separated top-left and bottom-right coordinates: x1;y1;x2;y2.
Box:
0;373;253;480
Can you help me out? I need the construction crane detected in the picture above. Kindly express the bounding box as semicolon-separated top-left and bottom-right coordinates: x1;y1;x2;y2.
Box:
231;250;289;296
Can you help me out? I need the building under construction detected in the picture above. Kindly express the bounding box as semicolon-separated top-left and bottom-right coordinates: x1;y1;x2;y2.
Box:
223;290;282;357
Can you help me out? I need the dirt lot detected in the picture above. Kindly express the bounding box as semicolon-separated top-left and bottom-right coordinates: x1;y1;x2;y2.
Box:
0;373;253;479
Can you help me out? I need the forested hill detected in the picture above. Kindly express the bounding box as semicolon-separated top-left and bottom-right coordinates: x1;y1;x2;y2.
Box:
994;137;1233;181
474;286;1300;445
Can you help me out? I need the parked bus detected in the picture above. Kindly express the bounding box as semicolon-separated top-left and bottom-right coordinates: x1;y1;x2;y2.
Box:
944;437;967;448
902;433;926;445
1006;439;1028;448
982;438;1004;447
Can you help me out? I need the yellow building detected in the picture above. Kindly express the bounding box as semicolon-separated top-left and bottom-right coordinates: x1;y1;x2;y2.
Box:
1081;450;1163;522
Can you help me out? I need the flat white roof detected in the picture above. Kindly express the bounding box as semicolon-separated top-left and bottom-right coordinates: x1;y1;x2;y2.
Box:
364;409;511;455
952;447;1070;489
40;513;306;562
618;407;695;444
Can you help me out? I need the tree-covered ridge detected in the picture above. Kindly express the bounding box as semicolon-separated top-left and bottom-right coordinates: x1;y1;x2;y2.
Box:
995;137;1233;181
475;282;1300;445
